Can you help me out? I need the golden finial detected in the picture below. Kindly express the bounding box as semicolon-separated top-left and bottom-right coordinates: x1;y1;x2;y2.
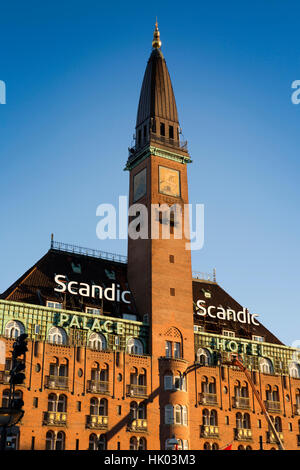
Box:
152;18;162;49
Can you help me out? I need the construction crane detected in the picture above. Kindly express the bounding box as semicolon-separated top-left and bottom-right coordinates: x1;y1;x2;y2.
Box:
223;354;285;450
182;354;285;450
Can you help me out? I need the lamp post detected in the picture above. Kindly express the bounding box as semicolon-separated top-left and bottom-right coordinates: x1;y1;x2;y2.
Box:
0;408;24;450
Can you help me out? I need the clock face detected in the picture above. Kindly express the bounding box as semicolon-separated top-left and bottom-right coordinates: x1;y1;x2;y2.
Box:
159;166;181;197
133;168;147;202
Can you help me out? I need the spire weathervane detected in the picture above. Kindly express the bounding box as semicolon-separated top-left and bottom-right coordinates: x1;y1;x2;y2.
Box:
152;18;162;49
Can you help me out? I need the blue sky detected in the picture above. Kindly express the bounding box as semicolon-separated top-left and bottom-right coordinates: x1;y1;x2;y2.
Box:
0;1;299;346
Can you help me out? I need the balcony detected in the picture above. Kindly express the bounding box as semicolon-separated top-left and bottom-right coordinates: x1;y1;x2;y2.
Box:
265;400;281;413
0;370;10;385
232;396;250;410
127;419;148;433
200;425;219;438
266;431;284;445
126;384;148;398
43;411;67;426
86;414;108;430
45;375;69;390
198;393;218;406
234;428;252;441
87;380;110;395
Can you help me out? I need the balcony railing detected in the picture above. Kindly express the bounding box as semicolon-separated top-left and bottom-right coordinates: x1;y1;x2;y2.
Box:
127;419;148;432
126;384;148;398
266;431;284;444
200;425;219;438
232;396;250;410
198;393;218;406
265;400;281;413
0;370;10;385
86;415;108;429
234;428;252;441
43;411;67;426
87;380;110;395
45;375;69;390
128;133;188;157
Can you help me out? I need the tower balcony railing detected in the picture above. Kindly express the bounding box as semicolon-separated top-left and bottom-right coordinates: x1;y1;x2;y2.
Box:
44;375;69;390
198;392;218;406
200;425;219;438
127;418;148;432
87;380;110;395
266;431;284;444
43;411;67;426
264;400;281;413
128;133;188;157
234;428;252;441
126;384;148;398
86;414;108;430
232;396;251;410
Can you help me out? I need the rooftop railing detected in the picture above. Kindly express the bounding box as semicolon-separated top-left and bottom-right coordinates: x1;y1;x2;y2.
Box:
50;239;127;264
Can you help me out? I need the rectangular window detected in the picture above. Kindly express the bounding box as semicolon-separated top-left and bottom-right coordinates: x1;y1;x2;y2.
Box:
86;307;101;315
169;254;175;263
33;397;38;408
164;376;173;390
46;301;62;309
222;330;235;338
117;406;122;415
170;288;175;296
252;335;264;342
76;401;81;412
174;342;181;358
160;122;165;136
169;125;174;139
165;341;172;358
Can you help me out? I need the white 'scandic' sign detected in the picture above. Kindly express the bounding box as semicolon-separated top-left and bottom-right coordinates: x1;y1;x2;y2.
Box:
54;274;131;304
196;300;259;326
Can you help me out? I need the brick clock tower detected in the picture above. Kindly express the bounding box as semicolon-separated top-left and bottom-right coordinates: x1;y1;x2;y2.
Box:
126;23;195;449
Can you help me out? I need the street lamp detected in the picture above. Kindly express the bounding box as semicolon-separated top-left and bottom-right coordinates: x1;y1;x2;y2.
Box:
0;405;24;450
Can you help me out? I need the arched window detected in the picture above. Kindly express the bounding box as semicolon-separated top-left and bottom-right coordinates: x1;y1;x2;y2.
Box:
259;357;273;375
238;445;245;450
88;333;106;351
130;436;138;450
46;431;55;450
202;409;210;426
48;327;67;345
127;338;144;355
203;442;211;450
138;437;147;450
2;389;22;408
274;416;282;432
210;409;218;426
212;443;219;450
289;362;300;378
47;394;67;412
90;397;98;416
165;404;174;424
88;433;98;451
90;398;108;416
99;398;108;416
5;320;25;339
45;431;65;450
197;348;211;366
98;434;106;450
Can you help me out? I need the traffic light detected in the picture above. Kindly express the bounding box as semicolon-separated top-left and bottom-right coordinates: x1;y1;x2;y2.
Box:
12;333;28;359
10;333;28;385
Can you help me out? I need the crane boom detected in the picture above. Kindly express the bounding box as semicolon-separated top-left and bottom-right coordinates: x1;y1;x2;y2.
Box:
230;355;285;450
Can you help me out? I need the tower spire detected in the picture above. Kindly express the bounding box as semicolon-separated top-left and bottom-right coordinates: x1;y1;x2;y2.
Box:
152;18;162;49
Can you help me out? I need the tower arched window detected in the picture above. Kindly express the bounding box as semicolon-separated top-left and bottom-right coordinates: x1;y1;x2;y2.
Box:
88;332;106;351
289;362;300;378
48;327;67;345
259;357;273;375
197;348;211;366
5;320;25;339
127;338;144;355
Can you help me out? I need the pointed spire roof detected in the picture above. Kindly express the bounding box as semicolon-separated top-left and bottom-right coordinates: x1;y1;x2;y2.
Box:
136;22;179;128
